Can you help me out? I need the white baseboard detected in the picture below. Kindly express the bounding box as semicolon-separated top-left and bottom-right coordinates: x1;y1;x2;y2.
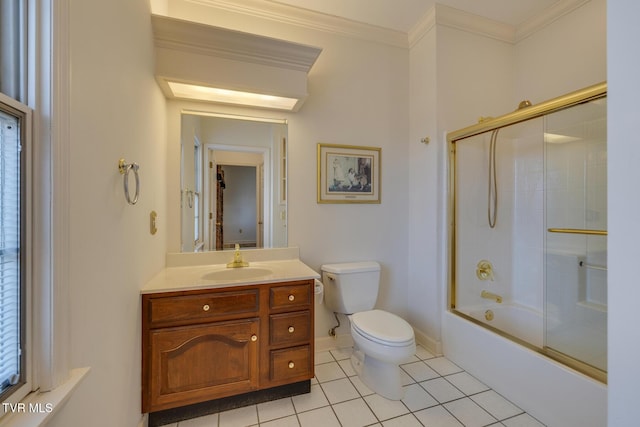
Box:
413;327;443;356
315;334;353;352
315;327;442;356
137;414;147;427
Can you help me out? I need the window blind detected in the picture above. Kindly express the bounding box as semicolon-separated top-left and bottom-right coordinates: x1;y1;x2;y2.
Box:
0;109;21;394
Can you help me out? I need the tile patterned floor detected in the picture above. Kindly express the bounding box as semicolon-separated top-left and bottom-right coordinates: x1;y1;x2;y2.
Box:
165;345;547;427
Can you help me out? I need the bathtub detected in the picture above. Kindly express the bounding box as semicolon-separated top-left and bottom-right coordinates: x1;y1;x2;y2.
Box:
443;309;607;427
465;304;543;348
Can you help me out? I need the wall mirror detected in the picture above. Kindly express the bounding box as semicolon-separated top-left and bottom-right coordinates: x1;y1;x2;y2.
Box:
181;112;288;252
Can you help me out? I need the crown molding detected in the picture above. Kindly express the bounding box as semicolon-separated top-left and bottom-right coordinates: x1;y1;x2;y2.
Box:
179;0;593;50
409;1;592;48
408;6;437;47
184;0;409;48
435;4;515;43
152;14;322;72
516;0;591;42
409;4;515;47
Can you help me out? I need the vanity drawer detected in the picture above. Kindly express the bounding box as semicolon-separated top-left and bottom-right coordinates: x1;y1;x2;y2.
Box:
269;311;311;346
148;289;259;326
269;282;311;310
270;345;312;382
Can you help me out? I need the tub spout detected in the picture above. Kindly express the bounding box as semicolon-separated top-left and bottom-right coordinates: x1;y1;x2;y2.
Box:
481;290;502;303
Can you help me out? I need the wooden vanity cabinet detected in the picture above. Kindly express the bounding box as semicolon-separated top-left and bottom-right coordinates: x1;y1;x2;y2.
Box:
142;279;314;414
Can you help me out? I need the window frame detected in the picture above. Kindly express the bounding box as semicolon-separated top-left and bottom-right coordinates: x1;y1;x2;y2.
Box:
1;0;73;420
0;92;33;411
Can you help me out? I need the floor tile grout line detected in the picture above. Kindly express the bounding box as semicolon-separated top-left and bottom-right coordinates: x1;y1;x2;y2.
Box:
454;397;500;427
181;348;543;427
374;412;427;427
438;400;497;427
500;411;547;426
313;356;348;427
439;372;528;422
330;348;437;426
325;348;415;427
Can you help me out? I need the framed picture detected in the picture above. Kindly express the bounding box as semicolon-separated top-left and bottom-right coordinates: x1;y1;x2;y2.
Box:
317;143;381;204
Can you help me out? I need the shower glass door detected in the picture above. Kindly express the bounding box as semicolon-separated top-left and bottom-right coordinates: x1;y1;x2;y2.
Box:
449;82;607;383
544;96;607;379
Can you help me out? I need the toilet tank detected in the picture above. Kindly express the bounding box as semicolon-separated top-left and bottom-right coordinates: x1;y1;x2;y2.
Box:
321;261;380;314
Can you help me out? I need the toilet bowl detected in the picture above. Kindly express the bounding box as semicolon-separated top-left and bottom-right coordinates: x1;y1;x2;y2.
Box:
349;309;416;400
321;261;416;400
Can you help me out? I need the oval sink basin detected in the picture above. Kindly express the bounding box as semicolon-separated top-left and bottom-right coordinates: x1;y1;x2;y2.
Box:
201;267;273;281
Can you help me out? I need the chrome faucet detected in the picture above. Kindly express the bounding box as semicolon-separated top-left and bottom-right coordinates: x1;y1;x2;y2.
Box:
226;244;249;268
481;290;502;303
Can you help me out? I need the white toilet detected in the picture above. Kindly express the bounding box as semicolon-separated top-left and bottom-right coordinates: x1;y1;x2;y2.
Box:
321;261;416;400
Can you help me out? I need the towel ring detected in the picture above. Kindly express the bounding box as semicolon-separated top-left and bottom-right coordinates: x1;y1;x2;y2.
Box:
118;158;140;205
183;188;194;208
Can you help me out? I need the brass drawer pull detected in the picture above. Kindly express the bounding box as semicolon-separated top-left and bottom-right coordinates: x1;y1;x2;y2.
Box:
288;361;295;369
202;304;210;312
288;326;295;333
251;334;258;342
288;294;295;301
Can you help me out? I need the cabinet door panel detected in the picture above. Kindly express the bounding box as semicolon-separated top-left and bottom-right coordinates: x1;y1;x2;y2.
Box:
148;318;259;411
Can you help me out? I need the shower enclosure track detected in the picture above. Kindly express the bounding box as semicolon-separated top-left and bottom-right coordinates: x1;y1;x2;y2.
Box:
447;82;606;142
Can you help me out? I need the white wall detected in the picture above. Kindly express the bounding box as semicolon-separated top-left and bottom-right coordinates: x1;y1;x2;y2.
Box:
431;1;608;424
163;2;411;340
514;0;607;103
608;0;640;424
417;0;606;344
291;36;410;336
408;15;516;347
45;0;167;426
408;29;440;345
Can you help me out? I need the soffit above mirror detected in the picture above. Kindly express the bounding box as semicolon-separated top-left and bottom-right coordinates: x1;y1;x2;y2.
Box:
151;14;322;111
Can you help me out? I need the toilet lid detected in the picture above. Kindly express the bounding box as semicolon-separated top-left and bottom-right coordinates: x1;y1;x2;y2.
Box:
351;310;414;346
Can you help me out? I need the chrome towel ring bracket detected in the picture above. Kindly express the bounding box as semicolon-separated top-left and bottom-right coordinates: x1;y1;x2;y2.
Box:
118;158;140;205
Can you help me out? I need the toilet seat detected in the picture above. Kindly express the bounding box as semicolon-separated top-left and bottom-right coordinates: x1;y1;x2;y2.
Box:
351;310;414;347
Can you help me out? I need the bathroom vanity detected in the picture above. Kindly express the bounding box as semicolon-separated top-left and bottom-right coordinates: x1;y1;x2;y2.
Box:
140;250;319;423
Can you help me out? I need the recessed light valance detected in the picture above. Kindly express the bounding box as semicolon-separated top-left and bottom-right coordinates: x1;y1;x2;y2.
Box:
151;14;322;111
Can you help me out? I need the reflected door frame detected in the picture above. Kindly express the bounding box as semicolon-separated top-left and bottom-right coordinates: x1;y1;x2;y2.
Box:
206;145;270;250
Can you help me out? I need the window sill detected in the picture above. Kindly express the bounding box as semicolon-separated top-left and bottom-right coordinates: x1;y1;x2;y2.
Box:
0;367;90;427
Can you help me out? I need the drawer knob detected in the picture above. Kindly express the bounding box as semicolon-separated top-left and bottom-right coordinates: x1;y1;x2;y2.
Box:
202;304;210;312
288;294;295;301
288;361;295;369
288;326;295;333
251;334;258;342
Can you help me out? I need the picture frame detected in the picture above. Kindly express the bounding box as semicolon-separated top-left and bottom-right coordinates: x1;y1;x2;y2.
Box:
317;143;381;204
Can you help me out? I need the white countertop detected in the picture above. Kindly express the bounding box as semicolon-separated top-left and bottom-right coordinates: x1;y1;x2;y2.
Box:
141;258;320;294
